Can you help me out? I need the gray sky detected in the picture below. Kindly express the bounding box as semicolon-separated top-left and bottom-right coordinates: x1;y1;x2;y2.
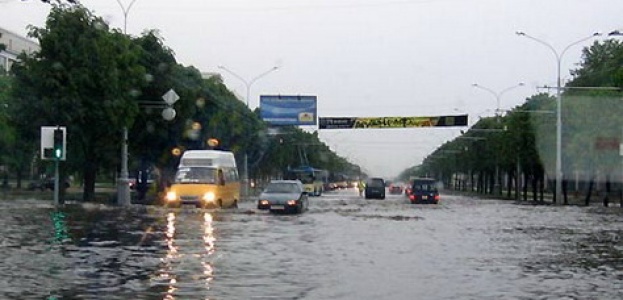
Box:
2;0;622;178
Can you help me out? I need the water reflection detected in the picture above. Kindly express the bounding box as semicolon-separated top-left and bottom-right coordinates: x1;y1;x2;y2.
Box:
166;212;178;258
159;211;217;300
203;212;215;291
162;212;178;300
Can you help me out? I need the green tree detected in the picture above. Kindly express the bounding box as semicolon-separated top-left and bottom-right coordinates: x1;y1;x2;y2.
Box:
11;4;146;201
565;39;623;205
0;76;16;186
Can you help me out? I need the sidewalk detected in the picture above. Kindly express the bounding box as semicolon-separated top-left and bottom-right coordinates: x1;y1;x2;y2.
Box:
444;188;623;207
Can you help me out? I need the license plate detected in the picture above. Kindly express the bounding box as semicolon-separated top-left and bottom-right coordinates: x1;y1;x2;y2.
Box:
271;205;285;210
422;196;428;200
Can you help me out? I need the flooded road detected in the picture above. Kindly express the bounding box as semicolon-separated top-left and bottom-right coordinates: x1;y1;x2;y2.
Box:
1;189;622;299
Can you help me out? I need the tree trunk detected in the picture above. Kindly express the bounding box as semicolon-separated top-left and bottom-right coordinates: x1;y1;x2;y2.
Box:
603;175;610;207
585;177;594;206
539;172;545;203
16;169;23;189
563;178;569;205
507;171;512;199
476;171;484;194
470;172;475;192
532;175;538;203
489;172;495;195
523;172;528;201
82;158;98;202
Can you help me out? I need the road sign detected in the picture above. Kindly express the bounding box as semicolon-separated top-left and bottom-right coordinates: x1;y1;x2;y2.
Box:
162;89;179;105
319;115;468;129
162;107;176;121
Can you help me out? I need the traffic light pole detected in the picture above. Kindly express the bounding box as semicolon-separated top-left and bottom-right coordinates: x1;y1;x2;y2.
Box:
54;157;60;206
52;126;64;206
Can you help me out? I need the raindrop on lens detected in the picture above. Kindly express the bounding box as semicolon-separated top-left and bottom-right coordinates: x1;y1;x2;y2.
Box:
196;98;206;108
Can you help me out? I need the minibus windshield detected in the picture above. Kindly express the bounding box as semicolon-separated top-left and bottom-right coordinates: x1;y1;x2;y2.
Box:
174;167;217;184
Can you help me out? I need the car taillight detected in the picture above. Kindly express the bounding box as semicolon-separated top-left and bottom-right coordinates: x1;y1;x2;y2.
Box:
409;195;415;201
434;194;440;201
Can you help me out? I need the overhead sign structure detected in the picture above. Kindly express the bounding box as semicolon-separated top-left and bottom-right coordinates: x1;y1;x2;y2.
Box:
319;115;468;129
41;126;66;161
260;95;317;126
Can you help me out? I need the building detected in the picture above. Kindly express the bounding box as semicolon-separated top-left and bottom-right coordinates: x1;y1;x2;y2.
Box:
0;26;39;73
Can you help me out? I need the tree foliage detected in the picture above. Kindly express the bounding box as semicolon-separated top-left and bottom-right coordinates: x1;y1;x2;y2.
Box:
3;3;359;202
11;4;146;200
408;39;623;205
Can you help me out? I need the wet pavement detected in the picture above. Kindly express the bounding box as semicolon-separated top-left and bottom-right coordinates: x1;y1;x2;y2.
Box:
1;189;622;299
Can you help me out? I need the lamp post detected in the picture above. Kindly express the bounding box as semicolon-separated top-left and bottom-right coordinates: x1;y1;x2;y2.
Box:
472;83;525;116
217;65;279;200
115;0;147;206
115;0;140;206
516;31;600;204
116;0;139;34
472;83;524;196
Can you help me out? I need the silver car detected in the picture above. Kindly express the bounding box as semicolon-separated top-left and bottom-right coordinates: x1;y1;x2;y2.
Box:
257;180;309;214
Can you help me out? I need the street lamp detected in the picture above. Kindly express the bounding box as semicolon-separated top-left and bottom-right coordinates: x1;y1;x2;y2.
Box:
516;31;600;204
115;0;140;206
217;65;279;199
116;0;139;34
472;83;525;116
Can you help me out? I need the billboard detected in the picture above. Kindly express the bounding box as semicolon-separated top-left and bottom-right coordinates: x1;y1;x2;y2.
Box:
319;115;468;129
260;95;317;126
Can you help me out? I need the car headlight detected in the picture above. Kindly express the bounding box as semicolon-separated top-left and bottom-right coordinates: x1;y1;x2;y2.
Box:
203;192;216;202
259;200;269;205
166;191;177;202
287;200;297;206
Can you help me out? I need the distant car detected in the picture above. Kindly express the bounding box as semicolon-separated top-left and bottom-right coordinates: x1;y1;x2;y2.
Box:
365;177;386;199
27;177;70;191
389;184;403;195
408;178;439;204
257;180;309;214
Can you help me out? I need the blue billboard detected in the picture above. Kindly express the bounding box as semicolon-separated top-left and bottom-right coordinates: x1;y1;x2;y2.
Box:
260;95;317;126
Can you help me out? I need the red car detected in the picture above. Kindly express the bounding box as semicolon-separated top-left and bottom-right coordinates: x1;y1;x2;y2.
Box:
389;184;403;195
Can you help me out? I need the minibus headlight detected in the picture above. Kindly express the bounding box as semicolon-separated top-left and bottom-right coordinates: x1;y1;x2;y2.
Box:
166;191;177;202
203;192;216;202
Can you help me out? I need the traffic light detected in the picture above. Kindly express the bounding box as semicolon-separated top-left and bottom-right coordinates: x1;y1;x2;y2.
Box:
53;128;63;159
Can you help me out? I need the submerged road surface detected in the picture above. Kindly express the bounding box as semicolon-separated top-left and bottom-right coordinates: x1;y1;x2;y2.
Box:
1;189;622;299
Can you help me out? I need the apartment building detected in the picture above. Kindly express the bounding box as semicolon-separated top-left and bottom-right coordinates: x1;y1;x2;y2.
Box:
0;26;39;73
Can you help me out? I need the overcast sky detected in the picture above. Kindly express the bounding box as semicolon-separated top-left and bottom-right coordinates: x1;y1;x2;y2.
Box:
2;0;622;178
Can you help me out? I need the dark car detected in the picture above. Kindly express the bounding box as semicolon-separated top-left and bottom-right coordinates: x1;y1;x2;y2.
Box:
257;180;309;214
408;178;439;204
27;177;70;191
365;177;386;199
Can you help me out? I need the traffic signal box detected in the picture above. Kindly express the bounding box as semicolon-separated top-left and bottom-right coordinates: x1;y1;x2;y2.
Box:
53;129;64;159
41;126;66;161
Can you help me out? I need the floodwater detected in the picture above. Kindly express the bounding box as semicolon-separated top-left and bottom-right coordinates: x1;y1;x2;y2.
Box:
1;189;622;300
